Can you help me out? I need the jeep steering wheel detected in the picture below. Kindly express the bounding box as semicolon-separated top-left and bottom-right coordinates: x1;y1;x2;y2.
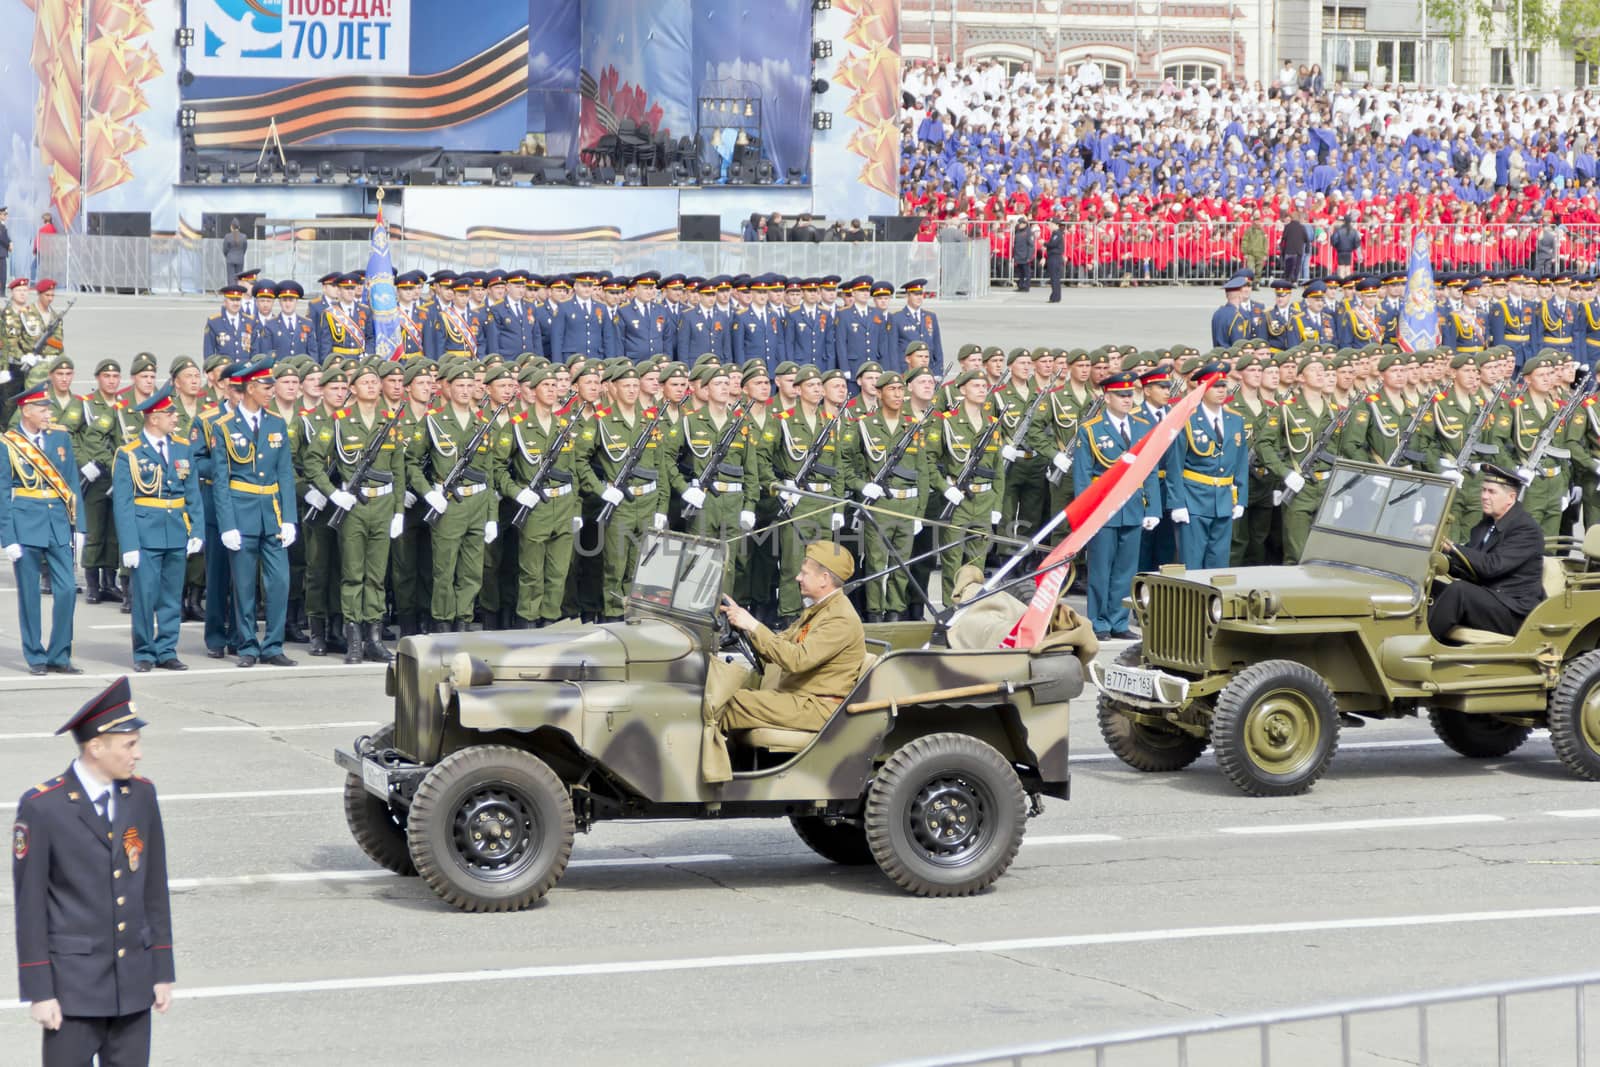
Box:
716;609;763;670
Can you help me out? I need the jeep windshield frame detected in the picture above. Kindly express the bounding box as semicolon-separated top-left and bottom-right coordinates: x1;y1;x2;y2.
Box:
627;532;727;625
1299;460;1452;588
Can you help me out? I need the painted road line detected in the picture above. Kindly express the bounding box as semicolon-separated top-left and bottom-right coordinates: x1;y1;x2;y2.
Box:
169;854;738;890
5;904;1595;1009
1068;738;1449;764
1218;814;1505;836
1023;834;1123;846
182;720;380;733
0;787;342;811
0;663;385;688
1547;810;1600;818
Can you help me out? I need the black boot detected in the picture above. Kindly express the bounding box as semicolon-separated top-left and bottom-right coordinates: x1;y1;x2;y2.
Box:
398;613;419;637
343;622;364;665
84;568;103;604
284;600;309;643
326;616;348;653
118;573;131;614
99;569;123;603
308;616;328;656
379;617;396;641
865;611;884;623
363;622;393;663
40;570;51;596
182;584;203;621
510;616;531;630
432;617;453;634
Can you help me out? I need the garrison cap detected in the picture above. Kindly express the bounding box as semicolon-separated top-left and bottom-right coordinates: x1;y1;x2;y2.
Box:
876;372;905;389
134;383;176;414
93;358;120;376
805;541;855;582
950;369;985;389
57;676;146;743
854;360;883;379
773;361;800;377
168;355;198;377
792;365;822;385
740;360;769;382
603;362;639;383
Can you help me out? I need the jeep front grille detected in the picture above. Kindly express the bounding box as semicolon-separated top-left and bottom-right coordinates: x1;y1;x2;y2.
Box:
1146;583;1208;673
394;651;421;757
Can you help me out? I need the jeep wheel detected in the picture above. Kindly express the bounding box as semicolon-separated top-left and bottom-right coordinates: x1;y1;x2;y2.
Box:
864;733;1026;897
1548;650;1600;780
1097;643;1208;772
406;745;575;913
342;725;415;876
1211;661;1340;797
790;816;874;865
1427;709;1531;759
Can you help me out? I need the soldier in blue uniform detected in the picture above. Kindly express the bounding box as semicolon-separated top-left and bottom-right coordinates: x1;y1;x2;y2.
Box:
1210;274;1260;348
210;358;298;668
732;274;788;368
834;276;884;375
391;271;430;360
200;284;260;365
1;382;83;674
677;277;729;362
487;269;543;358
111;385;205;672
527;274;558;358
550;270;614;361
1166;363;1248;569
785;279;838;372
265;280;315;363
11;676;175;1067
1535;271;1579;362
1073;371;1160;640
312;273;375;363
883;279;944;375
1488;271;1539;371
190;376;243;658
617;271;675;360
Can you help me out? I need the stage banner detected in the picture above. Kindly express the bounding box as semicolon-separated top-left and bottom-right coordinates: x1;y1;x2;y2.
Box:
810;0;900;221
526;0;582;161
580;0;693;155
188;0;411;79
689;0;813;181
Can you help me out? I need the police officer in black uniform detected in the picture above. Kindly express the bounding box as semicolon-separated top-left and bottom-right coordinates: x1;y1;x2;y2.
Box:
12;676;174;1067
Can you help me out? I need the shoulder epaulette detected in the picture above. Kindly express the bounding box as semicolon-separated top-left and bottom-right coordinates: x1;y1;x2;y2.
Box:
22;776;65;800
208;313;223;321
1366;393;1380;403
172;434;189;446
119;439;139;452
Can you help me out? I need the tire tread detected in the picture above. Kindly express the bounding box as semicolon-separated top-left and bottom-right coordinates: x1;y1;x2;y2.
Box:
1210;659;1340;798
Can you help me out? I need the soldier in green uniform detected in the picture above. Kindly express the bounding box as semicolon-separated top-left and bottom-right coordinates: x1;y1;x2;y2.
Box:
841;371;932;620
993;347;1053;541
905;365;949;605
767;365;846;624
733;359;779;623
475;363;522;629
420;362;498;630
1506;350;1586;536
76;357;137;605
304;360;405;661
0;278;44;423
1424;351;1501;542
1042;350;1095;538
393;361;437;635
932;369;1004;601
1260;350;1349;563
1344;350;1420;467
1227;351;1280;565
501;364;587;626
563;359;609;623
668;363;757;592
579;361;669;621
298;361;348;654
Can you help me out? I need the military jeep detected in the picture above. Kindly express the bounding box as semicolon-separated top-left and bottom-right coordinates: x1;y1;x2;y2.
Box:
1093;460;1600;796
335;532;1083;911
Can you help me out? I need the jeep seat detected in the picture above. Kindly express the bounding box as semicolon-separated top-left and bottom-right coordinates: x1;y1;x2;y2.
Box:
1445;557;1566;646
744;652;879;753
1585;525;1600;567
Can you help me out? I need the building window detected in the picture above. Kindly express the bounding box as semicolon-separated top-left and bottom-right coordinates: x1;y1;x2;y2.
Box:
1578;58;1600;86
1491;47;1539;86
1163;62;1220;85
1321;6;1366;30
1375;40;1418;82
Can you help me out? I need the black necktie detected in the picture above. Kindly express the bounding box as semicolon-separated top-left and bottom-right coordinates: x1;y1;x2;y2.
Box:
158;440;169;464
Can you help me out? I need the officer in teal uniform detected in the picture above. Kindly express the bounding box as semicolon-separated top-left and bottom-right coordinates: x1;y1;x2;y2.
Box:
191;377;242;657
111;384;205;672
0;381;83;674
210;358;298;668
1073;371;1160;640
1166;362;1249;569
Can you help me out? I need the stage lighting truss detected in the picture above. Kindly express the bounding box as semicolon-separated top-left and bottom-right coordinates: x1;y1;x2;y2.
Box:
813;112;832;131
812;40;832;60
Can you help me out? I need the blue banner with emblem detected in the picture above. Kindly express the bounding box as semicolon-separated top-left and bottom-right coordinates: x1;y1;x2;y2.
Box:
1398;229;1440;353
366;200;402;359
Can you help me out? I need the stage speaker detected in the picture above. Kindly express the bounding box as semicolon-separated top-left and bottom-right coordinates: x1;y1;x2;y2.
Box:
409;169;439;186
88;212;152;237
678;214;720;242
869;214;920;242
645;169;673;187
200;213;264;239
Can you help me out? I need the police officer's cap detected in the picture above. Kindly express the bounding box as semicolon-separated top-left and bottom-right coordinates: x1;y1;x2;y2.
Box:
854;360;883;379
549;275;572;290
1101;371;1141;393
1139;367;1171;387
1354;276;1381;292
236;267;261;283
870;281;894;298
900;278;928;295
219;283;247;298
844;275;872;293
1270;279;1295;293
394;271;425;290
1480;463;1525;490
249;280;276;298
134;383;176;415
57;676;146;744
1222;273;1251;291
1302;279;1328;297
660;274;686;289
130;352;158;376
503;270;528;286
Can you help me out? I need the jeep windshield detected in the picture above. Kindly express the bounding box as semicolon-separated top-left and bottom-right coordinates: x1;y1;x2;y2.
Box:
1300;462;1452;586
629;532;725;616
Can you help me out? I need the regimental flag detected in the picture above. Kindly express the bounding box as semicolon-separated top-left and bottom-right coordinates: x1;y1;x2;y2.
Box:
366;200;403;360
1397;229;1440;354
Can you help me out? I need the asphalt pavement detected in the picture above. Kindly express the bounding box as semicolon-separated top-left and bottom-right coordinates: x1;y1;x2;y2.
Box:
0;290;1597;1066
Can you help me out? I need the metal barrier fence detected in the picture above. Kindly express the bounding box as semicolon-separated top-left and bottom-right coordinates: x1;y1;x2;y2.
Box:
886;970;1600;1066
958;220;1600;289
38;235;991;300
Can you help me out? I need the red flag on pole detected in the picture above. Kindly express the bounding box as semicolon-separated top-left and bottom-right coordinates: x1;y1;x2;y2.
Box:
1001;376;1220;648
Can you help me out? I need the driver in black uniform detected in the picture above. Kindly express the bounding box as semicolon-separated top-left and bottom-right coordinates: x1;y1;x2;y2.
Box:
1430;463;1547;644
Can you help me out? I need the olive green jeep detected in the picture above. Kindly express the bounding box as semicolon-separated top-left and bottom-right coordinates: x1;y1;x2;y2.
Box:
1093;460;1600;796
335;531;1085;911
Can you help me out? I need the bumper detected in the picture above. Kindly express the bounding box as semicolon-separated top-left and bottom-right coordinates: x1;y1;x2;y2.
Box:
335;742;431;808
1088;660;1191;709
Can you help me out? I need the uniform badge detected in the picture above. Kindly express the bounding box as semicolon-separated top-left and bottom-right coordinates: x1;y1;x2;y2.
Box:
12;821;26;861
268;432;283;447
123;827;143;872
175;459;190;479
217;333;229;344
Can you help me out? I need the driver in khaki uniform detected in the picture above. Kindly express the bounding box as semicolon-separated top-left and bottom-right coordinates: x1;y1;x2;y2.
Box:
717;541;865;732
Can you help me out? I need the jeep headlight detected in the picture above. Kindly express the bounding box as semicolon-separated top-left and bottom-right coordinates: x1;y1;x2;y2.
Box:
1208;596;1224;624
450;652;494;689
1135;581;1151;610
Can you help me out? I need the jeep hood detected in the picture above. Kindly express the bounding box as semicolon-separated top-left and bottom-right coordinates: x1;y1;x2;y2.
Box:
1179;563;1416;618
402;620;694;677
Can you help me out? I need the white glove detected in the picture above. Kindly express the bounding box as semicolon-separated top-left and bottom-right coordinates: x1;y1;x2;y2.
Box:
652;512;668;531
389;514;404;539
989;510;1002;526
1516;466;1535;485
1052;451;1072;474
1439;455;1458;469
830;511;846;531
404;490;417;509
1000;444;1023;462
913;520;924;536
739;510;756;531
1566;486;1582;509
1283;470;1306;493
572;515;584;534
222;529;242;551
1170;507;1191;524
1592;459;1600;476
1444;468;1465;488
80;462;100;483
425;489;450;514
1271;490;1284;507
861;482;885;501
329;489;358;512
779;491;801;509
278;522;297;548
20;353;39;369
682;486;707;509
73;532;85;559
0;369;10;385
484;520;498;544
3;543;21;562
943;486;965;507
185;537;203;556
780;479;798;492
1231;504;1245;520
516;488;540;509
600;485;625;507
304;486;328;510
1141;516;1160;531
121;549;140;569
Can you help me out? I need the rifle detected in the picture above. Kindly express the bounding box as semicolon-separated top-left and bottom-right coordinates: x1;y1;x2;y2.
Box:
326;404;406;531
1449;379;1511;470
1281;400;1354;501
936;406;1006;523
775;406;846;519
596;401;670;526
1046;393;1101;486
423;401;509;527
1385;391;1438;467
16;297;75;366
1003;366;1065;458
510;401;592;530
1520;377;1598;499
850;405;937;532
681;406;747;520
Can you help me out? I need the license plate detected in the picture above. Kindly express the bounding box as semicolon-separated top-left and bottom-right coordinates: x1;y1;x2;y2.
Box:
361;759;390;799
1103;665;1156;699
